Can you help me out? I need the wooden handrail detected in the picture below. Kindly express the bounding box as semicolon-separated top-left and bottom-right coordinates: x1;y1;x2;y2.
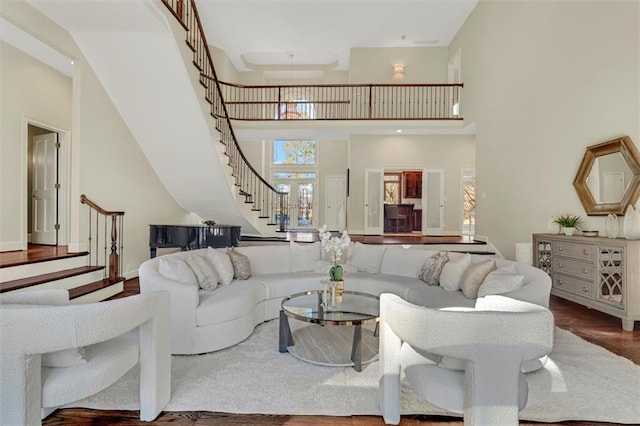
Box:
80;194;124;216
80;194;124;281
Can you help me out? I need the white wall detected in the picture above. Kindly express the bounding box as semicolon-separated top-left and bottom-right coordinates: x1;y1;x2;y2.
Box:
449;0;640;260
1;2;194;276
347;134;476;233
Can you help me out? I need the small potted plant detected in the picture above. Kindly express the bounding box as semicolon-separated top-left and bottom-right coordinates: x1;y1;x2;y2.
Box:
554;213;583;236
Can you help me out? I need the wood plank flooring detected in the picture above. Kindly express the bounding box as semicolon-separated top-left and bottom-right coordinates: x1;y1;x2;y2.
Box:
43;278;639;426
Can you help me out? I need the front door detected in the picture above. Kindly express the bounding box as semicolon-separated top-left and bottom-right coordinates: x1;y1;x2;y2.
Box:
31;132;59;245
274;179;316;229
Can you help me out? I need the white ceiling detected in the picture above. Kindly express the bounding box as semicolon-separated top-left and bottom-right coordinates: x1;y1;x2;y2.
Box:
196;0;478;71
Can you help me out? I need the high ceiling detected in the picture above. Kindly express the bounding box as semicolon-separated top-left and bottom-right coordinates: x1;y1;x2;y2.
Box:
196;0;478;72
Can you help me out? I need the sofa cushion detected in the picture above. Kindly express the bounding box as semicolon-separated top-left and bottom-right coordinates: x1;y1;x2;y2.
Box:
235;245;291;275
405;284;476;310
460;259;497;299
336;273;425;298
349;242;386;273
419;252;449;286
258;272;326;299
196;280;266;326
186;254;220;291
291;241;321;272
227;248;252;280
440;253;472;292
158;258;197;286
41;347;87;368
206;248;234;285
478;271;525;298
380;247;434;278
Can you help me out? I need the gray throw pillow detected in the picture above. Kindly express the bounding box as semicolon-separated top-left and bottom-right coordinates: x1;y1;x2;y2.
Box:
227;247;251;280
186;254;220;291
419;252;449;285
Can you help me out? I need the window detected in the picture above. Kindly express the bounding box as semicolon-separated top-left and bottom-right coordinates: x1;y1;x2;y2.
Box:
273;140;317;165
461;169;476;235
384;173;401;204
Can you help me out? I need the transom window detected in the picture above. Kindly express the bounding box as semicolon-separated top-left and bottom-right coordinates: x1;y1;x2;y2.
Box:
273;140;317;165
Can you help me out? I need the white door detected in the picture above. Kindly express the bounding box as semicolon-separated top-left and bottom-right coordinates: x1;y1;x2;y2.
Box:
364;169;383;234
326;175;346;231
422;169;445;235
603;172;625;203
32;133;58;245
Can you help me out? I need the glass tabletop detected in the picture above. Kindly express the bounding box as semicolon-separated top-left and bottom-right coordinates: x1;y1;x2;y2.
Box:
281;290;379;326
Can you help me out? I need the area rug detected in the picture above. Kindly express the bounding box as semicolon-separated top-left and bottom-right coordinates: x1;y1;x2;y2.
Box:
67;320;640;423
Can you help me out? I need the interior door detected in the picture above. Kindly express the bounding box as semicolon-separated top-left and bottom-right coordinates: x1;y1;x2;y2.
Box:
364;169;383;235
326;175;346;231
32;132;58;245
422;169;444;235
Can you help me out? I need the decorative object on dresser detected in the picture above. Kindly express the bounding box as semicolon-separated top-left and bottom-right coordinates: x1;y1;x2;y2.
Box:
606;213;619;238
623;203;640;240
553;213;583;236
533;233;639;331
573;135;640;215
547;216;561;234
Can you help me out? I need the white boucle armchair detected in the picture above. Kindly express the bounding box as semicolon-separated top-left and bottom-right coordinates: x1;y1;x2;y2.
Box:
0;289;171;425
379;293;554;425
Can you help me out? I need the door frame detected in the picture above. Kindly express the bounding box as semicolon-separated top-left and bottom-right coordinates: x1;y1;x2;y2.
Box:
21;117;70;250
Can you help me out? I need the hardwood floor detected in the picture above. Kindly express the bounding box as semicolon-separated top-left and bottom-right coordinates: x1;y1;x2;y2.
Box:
43;278;639;426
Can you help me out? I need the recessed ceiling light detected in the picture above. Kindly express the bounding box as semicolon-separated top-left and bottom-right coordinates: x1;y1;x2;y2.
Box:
396;129;403;133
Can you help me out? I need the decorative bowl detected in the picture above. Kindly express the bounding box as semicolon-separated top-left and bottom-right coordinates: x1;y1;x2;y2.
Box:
582;230;599;237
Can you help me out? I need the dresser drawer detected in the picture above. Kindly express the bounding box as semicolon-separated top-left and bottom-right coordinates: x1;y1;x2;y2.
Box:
553;241;594;261
553;258;594;281
553;274;593;297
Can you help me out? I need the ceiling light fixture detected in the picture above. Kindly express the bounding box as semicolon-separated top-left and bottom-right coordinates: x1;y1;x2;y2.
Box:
396;129;403;133
393;64;405;79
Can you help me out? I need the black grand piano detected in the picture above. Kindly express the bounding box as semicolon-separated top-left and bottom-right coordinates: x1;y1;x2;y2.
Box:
149;224;241;258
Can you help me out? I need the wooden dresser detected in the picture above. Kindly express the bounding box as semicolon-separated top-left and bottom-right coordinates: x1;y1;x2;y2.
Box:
532;233;639;331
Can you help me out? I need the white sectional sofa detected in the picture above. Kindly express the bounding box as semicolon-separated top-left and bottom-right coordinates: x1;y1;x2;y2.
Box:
139;242;551;355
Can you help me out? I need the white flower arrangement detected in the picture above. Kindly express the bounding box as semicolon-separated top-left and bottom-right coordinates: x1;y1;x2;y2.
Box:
318;225;350;281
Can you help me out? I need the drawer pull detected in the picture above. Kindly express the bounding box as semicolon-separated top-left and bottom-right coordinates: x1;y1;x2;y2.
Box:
583;268;589;274
558;280;563;285
558;263;563;268
582;286;589;292
583;249;589;255
558;246;564;251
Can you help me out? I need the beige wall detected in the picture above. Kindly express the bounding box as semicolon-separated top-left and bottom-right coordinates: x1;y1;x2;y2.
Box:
449;0;639;260
1;2;194;276
1;42;72;250
347;134;476;233
350;47;448;83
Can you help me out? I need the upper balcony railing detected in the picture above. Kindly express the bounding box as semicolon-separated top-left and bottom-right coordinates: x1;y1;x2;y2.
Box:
219;82;463;121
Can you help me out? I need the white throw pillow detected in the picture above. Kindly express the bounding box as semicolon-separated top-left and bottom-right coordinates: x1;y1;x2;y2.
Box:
158;258;197;286
477;272;525;297
349;242;386;273
186;254;219;291
42;347;88;368
439;253;472;291
291;241;321;272
205;248;234;285
460;259;497;299
226;247;252;280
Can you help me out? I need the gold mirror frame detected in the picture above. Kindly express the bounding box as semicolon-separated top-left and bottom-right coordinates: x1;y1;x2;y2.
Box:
573;136;640;215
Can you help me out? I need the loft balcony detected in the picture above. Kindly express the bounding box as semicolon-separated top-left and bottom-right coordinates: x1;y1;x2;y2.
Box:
216;81;463;122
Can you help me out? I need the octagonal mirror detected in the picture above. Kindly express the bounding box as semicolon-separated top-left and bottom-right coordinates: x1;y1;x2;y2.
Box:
573;136;640;215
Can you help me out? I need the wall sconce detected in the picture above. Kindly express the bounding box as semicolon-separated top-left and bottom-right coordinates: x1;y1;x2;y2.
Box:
393;64;405;79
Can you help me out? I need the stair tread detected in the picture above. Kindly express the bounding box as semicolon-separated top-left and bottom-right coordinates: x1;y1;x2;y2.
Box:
0;266;105;293
68;278;124;299
0;250;89;269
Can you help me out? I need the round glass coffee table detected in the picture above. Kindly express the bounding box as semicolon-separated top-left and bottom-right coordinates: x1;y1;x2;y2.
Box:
279;290;379;372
